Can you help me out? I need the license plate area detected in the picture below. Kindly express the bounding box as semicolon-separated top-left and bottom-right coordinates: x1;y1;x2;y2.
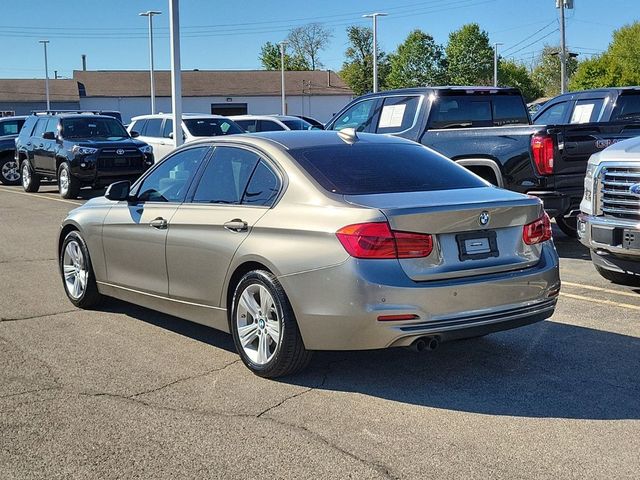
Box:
623;229;640;249
456;230;499;261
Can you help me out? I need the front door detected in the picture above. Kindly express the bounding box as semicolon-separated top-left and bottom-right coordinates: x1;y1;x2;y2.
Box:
101;145;210;295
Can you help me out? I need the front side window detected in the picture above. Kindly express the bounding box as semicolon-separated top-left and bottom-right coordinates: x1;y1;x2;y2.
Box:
0;120;24;136
192;147;260;204
44;118;58;135
162;119;174;138
331;98;378;132
257;120;285;132
282;119;314;130
376;96;421;134
143;118;163;138
131;119;147;135
61;117;128;140
136;146;209;203
533;102;568;125
235;119;257;133
569;98;605;124
32;118;48;138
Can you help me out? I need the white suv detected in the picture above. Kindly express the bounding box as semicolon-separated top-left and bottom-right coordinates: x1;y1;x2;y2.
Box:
230;115;319;133
128;113;243;161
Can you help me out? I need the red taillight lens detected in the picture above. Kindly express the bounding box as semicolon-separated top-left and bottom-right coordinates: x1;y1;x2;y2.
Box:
336;222;433;259
531;134;554;175
523;213;552;245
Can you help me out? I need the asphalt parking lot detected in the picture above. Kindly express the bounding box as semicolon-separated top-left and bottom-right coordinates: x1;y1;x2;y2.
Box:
1;184;638;480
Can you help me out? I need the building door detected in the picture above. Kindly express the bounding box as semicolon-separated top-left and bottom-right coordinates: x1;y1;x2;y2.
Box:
211;103;248;116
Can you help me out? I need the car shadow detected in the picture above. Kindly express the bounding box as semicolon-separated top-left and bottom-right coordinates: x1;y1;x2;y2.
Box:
100;297;639;421
552;224;591;261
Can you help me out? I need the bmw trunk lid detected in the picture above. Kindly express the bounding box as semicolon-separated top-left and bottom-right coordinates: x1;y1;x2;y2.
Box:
345;187;547;281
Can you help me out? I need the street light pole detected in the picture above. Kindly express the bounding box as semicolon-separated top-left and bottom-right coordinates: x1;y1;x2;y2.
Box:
139;10;162;114
169;0;183;148
279;41;288;115
39;40;50;110
559;2;566;93
493;42;503;87
363;12;387;93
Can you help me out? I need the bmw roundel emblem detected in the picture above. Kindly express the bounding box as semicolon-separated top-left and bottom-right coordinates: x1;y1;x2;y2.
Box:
479;211;490;226
630;183;640;197
116;149;125;156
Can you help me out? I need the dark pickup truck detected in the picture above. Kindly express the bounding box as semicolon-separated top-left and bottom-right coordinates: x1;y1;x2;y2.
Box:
326;86;640;236
0;116;26;185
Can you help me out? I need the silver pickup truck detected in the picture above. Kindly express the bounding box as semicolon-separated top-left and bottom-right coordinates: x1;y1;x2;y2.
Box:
578;136;640;286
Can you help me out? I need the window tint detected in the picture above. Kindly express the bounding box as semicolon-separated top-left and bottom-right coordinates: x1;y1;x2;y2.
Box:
235;119;256;133
192;147;260;204
144;118;163;137
136;146;209;203
184;118;243;136
32;118;48;138
331;98;377;132
492;96;529;126
289;144;486;195
569;98;605;124
533;102;568;125
376;96;420;134
61;117;128;139
242;161;280;206
429;97;492;128
0;120;24;136
44;117;58;134
257;120;285;132
610;93;640;122
162;119;174;138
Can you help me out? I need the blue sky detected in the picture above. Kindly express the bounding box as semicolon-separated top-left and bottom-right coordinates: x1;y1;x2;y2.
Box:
0;0;637;78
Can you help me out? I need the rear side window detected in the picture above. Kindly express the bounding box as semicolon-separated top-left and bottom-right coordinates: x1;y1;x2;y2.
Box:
282;119;313;130
258;120;285;132
429;95;529;128
235;119;256;132
569;98;605;124
289;144;486;195
533;101;568;125
492;96;529;126
376;96;421;134
162;119;174;138
242;161;280;206
144;118;163;137
610;93;640;122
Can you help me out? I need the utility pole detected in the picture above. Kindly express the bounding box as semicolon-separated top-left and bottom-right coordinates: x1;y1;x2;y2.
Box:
493;42;503;87
169;0;183;147
279;41;288;115
557;0;574;94
363;12;387;93
140;10;162;114
39;40;50;110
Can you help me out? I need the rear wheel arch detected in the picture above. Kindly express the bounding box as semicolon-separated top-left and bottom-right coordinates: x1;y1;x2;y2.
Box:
454;158;504;187
225;261;273;321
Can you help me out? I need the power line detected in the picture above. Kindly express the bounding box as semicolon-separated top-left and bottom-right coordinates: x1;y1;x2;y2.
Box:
501;20;556;54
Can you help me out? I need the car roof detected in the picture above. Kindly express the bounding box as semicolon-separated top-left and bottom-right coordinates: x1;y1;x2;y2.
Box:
0;115;27;121
353;86;522;99
131;113;228;120
230;115;308;121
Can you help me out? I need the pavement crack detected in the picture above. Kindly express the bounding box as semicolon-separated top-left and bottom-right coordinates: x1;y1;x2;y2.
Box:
1;309;77;322
256;387;314;418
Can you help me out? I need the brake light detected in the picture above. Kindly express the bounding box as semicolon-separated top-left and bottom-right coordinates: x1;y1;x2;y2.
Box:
336;222;433;259
523;213;552;245
531;134;554;175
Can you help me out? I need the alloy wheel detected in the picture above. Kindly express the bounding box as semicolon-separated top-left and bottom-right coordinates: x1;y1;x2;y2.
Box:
236;284;281;365
59;168;69;195
1;160;19;182
22;164;30;188
62;240;88;299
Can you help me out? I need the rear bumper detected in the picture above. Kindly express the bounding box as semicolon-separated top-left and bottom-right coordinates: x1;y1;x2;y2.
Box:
526;188;583;218
278;242;560;350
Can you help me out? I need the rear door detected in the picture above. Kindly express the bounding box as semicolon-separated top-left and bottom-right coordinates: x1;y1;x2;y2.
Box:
34;117;58;172
166;146;280;316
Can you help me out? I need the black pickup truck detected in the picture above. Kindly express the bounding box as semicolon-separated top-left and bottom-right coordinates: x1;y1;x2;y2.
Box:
326;86;640;236
0;116;26;185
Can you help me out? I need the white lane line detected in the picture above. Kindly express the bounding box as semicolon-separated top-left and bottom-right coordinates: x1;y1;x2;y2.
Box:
0;188;82;206
563;281;640;299
560;292;640;311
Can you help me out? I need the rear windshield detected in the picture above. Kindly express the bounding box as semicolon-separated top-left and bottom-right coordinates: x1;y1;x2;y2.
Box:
61;117;129;139
0;119;24;136
428;94;529;129
282;119;316;130
288;143;486;195
610;93;640;122
184;118;243;136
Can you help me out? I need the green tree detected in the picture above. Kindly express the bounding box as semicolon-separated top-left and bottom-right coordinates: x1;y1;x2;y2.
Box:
531;45;578;97
498;59;543;102
287;23;333;70
340;25;389;96
569;55;610;90
259;42;309;70
387;30;447;88
445;23;493;85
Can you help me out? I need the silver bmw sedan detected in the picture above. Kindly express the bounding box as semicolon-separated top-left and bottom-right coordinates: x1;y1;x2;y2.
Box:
58;130;560;378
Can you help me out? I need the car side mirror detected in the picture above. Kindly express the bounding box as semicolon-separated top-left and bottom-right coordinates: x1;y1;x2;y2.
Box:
42;131;55;140
105;181;131;201
168;132;173;139
130;130;140;138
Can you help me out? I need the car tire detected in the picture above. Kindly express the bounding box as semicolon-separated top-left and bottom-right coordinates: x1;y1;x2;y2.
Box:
58;162;81;199
555;216;578;238
0;156;21;185
231;270;312;378
21;160;40;192
59;230;103;309
594;264;640;287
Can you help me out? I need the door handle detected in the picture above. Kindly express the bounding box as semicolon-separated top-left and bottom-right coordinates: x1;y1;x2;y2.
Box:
224;219;248;232
38;144;43;148
149;217;168;229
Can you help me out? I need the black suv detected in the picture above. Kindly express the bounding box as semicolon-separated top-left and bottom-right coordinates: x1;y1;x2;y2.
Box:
15;112;154;198
0;116;26;185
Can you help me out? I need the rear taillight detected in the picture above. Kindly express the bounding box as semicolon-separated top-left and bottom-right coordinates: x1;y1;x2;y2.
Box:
523;213;552;245
336;222;433;259
531;134;554;175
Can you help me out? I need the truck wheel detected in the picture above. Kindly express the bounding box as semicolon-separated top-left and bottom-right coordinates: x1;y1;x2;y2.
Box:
58;162;81;199
21;160;41;192
594;265;640;287
555;216;578;238
0;156;21;185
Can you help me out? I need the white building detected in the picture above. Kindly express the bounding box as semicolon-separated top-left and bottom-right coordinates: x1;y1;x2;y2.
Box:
73;70;353;123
